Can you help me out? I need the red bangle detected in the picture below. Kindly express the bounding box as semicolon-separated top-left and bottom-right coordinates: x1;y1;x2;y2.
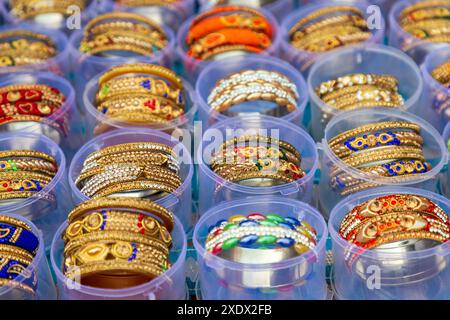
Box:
0;102;59;117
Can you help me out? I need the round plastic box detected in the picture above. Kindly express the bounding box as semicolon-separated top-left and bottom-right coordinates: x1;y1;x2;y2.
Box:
50;214;187;300
196;54;308;129
420;46;450;133
307;45;423;141
176;6;282;83
319;108;448;219
197;115;318;214
0;213;56;300
82;70;197;139
0;72;86;159
0;132;72;249
68;128;194;230
281;0;385;76
389;0;450;64
69;23;176;102
329;187;450;300
198;0;295;20
0;23;70;76
194;196;328;300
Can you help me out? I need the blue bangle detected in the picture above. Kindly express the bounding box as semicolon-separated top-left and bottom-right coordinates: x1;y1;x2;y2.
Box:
0;223;39;255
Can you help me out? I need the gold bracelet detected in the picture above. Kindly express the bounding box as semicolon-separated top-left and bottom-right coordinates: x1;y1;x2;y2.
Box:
10;0;86;19
342;146;425;167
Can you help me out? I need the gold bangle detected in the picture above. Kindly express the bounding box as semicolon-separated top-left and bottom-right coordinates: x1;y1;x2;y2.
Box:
67;198;174;232
294;32;371;52
10;0;86;19
342;146;425;167
0;158;57;176
0;150;57;165
399;0;450;18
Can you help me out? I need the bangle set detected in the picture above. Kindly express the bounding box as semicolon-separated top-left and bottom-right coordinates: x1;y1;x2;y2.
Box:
0;84;68;136
210;135;305;187
80;12;168;57
75;142;182;200
95;63;186;124
432;60;450;87
62;198;174;289
0;30;57;67
0;150;58;201
289;6;371;53
207;69;300;116
328;121;432;196
0;215;40;295
186;5;274;60
339;194;449;253
399;0;450;44
10;0;87;20
315;73;405;111
206;213;318;263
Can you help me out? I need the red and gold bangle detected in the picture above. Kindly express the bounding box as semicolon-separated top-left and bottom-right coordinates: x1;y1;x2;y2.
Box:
0;85;64;103
0;102;60;118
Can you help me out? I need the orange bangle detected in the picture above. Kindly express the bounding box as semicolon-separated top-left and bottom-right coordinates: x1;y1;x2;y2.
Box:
187;14;272;44
188;28;271;59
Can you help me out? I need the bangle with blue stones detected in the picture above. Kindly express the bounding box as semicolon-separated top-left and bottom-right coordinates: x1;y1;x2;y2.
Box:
0;216;39;256
205;213;318;257
0;246;38;294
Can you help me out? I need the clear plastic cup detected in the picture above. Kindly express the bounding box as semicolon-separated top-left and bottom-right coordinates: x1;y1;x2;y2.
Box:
0;23;70;76
307;44;423;141
69;23;176;103
193;196;328;300
329;186;450;300
319;108;448;219
197;115;319;214
68;128;194;231
389;0;450;63
281;0;385;76
0;132;72;250
176;5;282;83
195;54;308;129
0;72;86;160
420;46;450;133
198;0;295;20
112;0;196;29
0;213;56;300
50;214;187;300
81;70;197;139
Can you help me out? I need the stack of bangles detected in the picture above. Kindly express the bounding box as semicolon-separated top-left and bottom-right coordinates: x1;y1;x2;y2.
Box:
0;83;68;135
206;213;318;263
315;73;405;111
0;30;57;67
432;60;450;87
95;63;185;124
210;135;305;188
328;121;431;196
207;69;300;116
399;0;450;44
9;0;86;20
75;142;182;199
0;149;58;202
288;5;371;53
79;12;167;57
339;194;450;265
431;59;450;117
62;198;174;289
186;5;274;60
0;215;40;295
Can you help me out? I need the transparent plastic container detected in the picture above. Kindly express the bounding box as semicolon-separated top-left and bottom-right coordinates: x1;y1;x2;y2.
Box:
0;23;70;76
0;132;72;250
197;115;319;214
1;0;109;34
420;46;450;133
0;72;86;159
281;0;385;76
198;0;295;20
307;45;423;141
176;6;282;83
193;196;328;300
68;128;194;230
112;0;196;30
329;186;450;300
69;23;176;103
0;213;56;300
389;0;450;64
50;214;187;300
442;121;450;198
319;108;448;219
195;54;308;129
82;70;197;139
